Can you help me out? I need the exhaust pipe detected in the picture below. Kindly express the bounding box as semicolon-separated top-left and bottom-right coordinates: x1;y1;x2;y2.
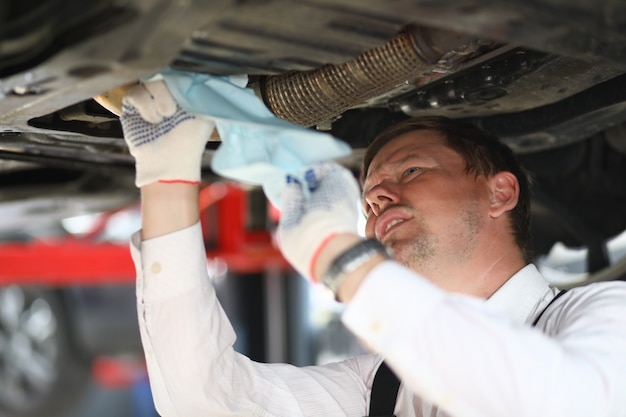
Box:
258;24;474;128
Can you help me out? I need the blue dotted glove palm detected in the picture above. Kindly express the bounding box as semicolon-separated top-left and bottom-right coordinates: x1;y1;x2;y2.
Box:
120;80;215;187
278;162;361;282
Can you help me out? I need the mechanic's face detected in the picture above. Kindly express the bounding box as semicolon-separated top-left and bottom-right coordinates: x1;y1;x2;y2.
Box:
362;130;492;281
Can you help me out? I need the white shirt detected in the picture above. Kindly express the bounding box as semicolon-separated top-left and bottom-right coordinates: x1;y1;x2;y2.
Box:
131;223;626;417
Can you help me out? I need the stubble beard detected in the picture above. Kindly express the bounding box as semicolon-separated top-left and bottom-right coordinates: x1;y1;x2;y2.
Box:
385;223;438;274
386;202;482;278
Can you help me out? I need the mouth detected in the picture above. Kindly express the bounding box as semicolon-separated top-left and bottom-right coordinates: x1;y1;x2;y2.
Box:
375;209;411;241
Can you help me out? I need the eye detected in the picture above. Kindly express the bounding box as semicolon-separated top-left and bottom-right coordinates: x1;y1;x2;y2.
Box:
402;166;420;177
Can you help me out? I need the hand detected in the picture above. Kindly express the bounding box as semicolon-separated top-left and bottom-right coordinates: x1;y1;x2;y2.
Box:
277;162;361;283
120;80;215;187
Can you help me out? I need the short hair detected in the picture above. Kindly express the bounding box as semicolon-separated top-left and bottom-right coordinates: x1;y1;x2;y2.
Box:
360;116;533;263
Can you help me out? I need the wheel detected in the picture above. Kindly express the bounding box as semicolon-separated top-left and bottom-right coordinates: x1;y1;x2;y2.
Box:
0;286;90;417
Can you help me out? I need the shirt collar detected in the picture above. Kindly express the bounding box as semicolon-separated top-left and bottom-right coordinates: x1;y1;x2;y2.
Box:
485;264;551;325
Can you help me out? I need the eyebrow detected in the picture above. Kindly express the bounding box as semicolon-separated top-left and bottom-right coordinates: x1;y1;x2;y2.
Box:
367;152;431;180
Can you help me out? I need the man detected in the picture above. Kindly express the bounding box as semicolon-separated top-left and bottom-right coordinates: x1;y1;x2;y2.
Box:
121;80;626;417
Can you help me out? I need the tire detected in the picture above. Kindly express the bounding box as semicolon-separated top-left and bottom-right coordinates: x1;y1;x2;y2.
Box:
0;286;91;417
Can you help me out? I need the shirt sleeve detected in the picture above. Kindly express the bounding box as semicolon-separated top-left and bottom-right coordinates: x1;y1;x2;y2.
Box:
342;260;626;417
130;222;381;417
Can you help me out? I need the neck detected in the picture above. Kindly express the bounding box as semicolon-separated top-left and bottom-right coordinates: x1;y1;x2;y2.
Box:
413;237;527;299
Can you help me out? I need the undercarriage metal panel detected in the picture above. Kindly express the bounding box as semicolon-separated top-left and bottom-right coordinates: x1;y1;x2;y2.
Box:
2;0;626;164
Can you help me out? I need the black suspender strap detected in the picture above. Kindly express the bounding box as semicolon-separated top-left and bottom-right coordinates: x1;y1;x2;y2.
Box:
366;288;568;417
532;289;568;327
367;361;400;417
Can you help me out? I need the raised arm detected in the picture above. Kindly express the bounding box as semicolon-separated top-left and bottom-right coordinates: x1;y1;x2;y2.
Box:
140;182;199;240
120;81;380;417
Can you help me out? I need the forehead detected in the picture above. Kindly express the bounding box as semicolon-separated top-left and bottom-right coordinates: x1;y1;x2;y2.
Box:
366;130;454;177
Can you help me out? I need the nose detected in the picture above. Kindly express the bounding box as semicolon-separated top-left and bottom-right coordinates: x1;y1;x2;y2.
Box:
364;181;400;216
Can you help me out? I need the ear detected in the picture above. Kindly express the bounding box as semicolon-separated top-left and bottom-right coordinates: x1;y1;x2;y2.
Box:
488;171;519;218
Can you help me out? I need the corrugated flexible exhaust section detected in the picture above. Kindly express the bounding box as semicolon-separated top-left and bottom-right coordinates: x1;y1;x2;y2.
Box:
259;25;472;127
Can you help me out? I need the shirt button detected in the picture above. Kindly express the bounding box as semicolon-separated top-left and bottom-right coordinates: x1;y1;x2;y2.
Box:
151;262;162;274
371;320;382;333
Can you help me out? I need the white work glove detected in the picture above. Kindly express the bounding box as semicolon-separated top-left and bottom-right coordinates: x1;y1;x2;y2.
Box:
120;80;215;187
278;161;361;283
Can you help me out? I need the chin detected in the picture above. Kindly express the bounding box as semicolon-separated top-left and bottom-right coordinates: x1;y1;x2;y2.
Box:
390;238;436;268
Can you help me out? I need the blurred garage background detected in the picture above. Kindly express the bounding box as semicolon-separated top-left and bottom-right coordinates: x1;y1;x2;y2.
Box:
0;181;364;417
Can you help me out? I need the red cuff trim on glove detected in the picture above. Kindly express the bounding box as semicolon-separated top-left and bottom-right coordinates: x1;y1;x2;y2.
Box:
158;179;201;185
309;232;338;283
